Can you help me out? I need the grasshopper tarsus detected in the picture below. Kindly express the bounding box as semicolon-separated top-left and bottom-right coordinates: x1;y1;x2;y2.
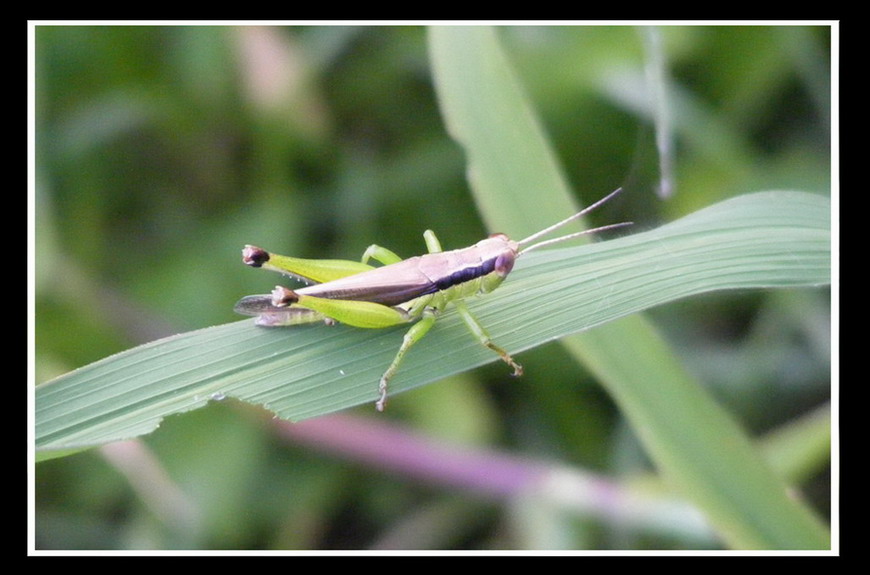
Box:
375;384;388;412
490;345;523;377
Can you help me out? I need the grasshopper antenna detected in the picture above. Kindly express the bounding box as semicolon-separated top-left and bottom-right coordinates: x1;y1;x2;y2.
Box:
518;188;632;254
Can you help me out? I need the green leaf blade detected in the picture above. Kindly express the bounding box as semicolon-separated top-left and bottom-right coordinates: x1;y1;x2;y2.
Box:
36;191;829;453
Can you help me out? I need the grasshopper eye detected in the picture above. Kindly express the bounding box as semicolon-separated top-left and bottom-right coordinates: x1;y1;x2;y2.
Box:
494;252;515;277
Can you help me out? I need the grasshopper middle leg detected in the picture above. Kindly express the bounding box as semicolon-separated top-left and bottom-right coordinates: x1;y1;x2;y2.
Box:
377;308;438;411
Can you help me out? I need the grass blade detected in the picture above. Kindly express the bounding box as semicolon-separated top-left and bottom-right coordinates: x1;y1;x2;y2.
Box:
37;191;828;453
427;25;830;549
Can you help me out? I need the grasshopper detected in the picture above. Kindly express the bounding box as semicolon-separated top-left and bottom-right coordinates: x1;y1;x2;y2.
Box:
235;188;630;411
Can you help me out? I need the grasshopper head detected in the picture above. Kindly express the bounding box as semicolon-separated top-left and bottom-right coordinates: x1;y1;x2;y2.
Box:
478;233;520;278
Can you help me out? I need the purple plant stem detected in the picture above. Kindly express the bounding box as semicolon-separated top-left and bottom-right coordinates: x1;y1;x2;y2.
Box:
269;412;716;541
272;414;551;498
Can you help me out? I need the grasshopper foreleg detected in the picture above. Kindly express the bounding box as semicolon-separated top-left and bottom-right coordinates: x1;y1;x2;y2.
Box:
454;300;523;377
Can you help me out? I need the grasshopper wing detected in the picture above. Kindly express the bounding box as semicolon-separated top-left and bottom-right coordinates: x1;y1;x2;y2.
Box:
296;256;439;307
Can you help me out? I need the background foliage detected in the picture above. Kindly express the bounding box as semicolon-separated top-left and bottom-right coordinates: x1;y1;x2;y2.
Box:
33;25;832;551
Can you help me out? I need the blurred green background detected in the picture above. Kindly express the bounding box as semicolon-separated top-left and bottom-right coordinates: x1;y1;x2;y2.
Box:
33;25;831;550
